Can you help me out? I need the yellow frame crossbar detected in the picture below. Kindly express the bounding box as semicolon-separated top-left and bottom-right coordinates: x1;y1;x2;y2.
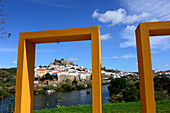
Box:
135;21;170;113
15;26;102;113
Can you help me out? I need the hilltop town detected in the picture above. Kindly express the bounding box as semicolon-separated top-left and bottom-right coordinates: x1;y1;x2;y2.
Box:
34;59;170;86
34;58;139;87
0;59;169;95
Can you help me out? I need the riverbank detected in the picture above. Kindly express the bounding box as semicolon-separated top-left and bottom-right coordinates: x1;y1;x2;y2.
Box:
33;100;170;113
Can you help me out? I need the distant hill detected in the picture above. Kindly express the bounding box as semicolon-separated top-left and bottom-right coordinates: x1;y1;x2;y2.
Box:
0;68;17;76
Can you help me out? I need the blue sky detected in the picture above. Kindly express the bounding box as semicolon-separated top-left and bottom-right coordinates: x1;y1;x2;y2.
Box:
0;0;170;72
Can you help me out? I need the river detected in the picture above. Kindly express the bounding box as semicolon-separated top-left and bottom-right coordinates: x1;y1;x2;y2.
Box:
33;85;110;110
0;85;110;111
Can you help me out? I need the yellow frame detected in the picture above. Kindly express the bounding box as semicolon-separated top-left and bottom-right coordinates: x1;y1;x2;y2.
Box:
135;21;170;113
15;26;102;113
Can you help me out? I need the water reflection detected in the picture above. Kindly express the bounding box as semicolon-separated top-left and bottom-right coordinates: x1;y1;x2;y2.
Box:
33;85;109;110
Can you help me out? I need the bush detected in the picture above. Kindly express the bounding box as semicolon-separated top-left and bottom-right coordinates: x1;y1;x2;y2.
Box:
76;84;85;90
45;73;53;80
72;80;78;85
62;83;73;91
72;87;77;90
0;88;8;97
108;94;123;103
55;87;64;92
38;90;45;94
40;73;53;81
155;91;169;101
86;83;92;88
108;78;127;95
123;86;140;102
43;85;54;91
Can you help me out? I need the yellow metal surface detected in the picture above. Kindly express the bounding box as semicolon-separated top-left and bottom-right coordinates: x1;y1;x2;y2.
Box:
15;26;102;113
135;21;170;113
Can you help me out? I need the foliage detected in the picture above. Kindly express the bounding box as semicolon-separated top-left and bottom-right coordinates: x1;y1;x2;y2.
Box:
55;87;64;92
66;79;71;83
72;80;78;85
86;83;92;88
55;97;62;108
155;91;169;101
108;94;123;103
33;101;170;113
40;73;53;81
43;85;54;91
153;75;170;101
71;67;75;69
35;77;38;81
0;88;8;97
61;83;73;91
122;86;140;102
76;84;85;90
45;73;53;80
108;78;127;95
76;69;81;71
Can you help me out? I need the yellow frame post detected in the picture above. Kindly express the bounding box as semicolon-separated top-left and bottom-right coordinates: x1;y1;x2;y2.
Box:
135;21;170;113
15;26;102;113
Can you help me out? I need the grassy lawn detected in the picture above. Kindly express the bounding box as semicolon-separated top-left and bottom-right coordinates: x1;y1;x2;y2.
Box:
33;101;170;113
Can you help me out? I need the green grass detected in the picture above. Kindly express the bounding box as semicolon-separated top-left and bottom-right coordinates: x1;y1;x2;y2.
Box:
33;101;170;113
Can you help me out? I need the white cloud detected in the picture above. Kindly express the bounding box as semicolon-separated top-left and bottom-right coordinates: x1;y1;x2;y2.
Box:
119;26;170;52
69;58;80;61
0;48;17;52
124;0;170;21
25;0;72;8
150;36;170;51
101;34;112;40
92;8;149;26
119;25;136;48
121;54;136;59
102;54;136;60
101;57;110;59
112;56;119;59
11;61;17;64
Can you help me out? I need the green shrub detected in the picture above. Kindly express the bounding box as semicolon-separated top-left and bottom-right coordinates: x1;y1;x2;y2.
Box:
72;87;77;90
0;88;8;96
43;85;54;91
72;80;78;85
45;73;53;80
62;83;73;91
86;83;92;88
108;78;127;95
123;87;140;102
55;87;64;92
38;90;45;94
76;84;85;90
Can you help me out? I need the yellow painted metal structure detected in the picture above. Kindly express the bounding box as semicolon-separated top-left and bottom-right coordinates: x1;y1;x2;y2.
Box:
15;26;102;113
135;21;170;113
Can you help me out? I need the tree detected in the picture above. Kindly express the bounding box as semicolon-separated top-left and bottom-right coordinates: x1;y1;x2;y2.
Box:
43;85;54;91
123;86;140;102
0;0;11;39
45;73;53;80
72;80;78;85
108;78;127;95
62;83;73;91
